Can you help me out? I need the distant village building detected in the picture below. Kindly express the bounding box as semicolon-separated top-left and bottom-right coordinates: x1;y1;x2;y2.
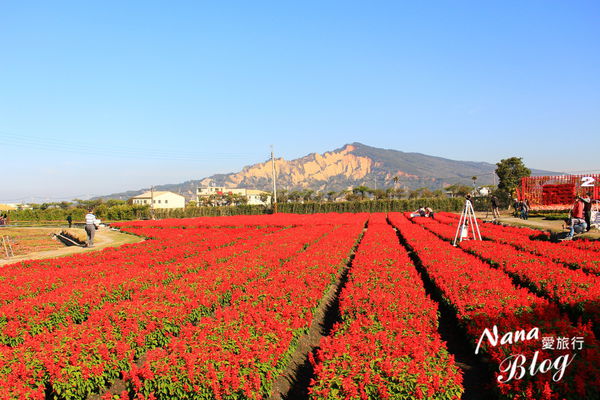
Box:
131;191;185;209
0;204;17;212
196;186;271;206
4;203;33;210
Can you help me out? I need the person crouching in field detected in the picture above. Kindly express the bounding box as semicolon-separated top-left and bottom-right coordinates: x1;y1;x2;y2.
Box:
84;209;98;247
562;217;587;240
410;207;433;218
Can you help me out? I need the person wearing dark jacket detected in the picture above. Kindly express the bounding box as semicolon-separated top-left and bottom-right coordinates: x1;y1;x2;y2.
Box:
491;195;500;219
520;199;529;220
579;193;592;232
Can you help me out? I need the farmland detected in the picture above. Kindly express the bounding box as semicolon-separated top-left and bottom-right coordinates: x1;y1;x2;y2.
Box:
0;213;599;399
0;228;64;257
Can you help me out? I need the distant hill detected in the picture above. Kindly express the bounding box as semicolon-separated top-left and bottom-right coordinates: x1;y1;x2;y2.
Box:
96;142;556;200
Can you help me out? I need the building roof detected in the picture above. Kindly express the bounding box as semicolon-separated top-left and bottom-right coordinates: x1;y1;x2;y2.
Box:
246;189;269;195
132;191;185;199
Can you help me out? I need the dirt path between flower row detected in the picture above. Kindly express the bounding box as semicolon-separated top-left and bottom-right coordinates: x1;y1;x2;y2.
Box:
269;224;367;400
0;227;144;266
389;219;495;400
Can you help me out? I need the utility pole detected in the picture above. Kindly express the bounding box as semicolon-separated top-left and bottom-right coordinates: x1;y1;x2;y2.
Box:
271;145;278;213
150;186;156;220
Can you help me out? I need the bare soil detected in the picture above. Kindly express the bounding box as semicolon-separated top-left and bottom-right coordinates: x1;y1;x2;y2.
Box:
270;227;366;400
0;226;144;266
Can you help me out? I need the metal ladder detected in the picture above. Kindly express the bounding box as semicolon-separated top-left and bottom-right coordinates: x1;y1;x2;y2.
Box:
2;236;14;258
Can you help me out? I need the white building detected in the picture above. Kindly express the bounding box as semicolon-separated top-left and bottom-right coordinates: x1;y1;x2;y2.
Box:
131;191;186;209
197;186;246;197
246;189;271;206
196;186;271;206
478;187;491;196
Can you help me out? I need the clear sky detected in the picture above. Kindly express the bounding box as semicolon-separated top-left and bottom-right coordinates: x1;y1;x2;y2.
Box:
1;1;599;202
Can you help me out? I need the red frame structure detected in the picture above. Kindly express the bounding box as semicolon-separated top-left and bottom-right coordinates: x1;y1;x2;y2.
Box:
517;174;600;210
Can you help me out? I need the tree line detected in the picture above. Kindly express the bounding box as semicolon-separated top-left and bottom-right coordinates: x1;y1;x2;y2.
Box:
6;196;494;222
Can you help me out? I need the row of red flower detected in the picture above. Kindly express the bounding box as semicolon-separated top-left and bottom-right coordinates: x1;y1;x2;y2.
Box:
119;217;366;399
483;225;600;270
308;214;464;400
435;212;600;262
433;212;600;275
0;226;281;346
113;212;362;230
0;221;341;399
0;225;281;306
559;238;600;252
388;213;600;400
411;215;600;328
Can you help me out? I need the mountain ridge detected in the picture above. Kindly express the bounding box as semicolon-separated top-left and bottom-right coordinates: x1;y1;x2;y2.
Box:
96;143;555;200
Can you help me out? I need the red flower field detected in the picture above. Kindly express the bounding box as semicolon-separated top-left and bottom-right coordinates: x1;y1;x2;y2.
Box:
0;213;598;399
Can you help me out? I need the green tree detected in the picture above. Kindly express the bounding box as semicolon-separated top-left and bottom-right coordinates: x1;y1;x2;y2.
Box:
259;192;270;204
301;189;315;202
408;187;433;199
74;198;104;210
495;157;531;196
372;189;387;200
445;184;472;197
58;201;73;209
352;186;372;200
312;192;324;203
326;191;337;202
105;199;126;207
432;189;445;198
288;191;302;203
342;190;359;202
277;189;288;203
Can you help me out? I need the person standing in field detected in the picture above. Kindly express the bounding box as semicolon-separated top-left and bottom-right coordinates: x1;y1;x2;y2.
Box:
491;195;500;219
84;209;97;247
520;199;529;220
67;214;72;228
579;192;592;232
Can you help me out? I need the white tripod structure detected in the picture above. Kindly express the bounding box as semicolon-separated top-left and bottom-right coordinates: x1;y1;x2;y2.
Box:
453;199;482;246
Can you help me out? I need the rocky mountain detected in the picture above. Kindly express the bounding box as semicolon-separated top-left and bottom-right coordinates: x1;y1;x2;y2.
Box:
97;143;554;200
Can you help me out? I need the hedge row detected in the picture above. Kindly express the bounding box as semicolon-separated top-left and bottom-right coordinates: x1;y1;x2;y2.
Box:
7;197;491;222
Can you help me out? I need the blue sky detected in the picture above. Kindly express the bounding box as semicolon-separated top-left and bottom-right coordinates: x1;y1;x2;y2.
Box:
1;1;599;202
